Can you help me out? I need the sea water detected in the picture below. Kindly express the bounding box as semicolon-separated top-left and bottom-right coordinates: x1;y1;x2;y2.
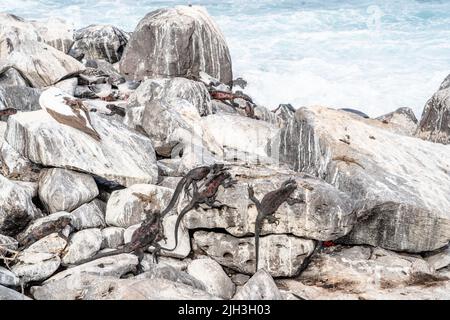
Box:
2;0;450;117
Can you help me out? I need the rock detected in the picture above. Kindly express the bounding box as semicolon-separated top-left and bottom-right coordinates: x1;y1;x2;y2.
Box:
120;6;232;84
31;274;119;300
141;254;191;272
439;74;450;90
425;246;450;271
0;86;41;116
71;199;106;230
187;257;235;299
0;13;73;53
0;142;41;182
138;98;221;158
5;109;159;187
11;234;67;283
416;87;450;145
184;166;355;240
211;100;238;115
233;269;282;300
158;176;183;190
16;212;73;245
274;106;450;253
129;77;213;116
0;266;20;287
106;184;173;227
201;114;279;164
124;214;191;259
254;105;280;127
54;78;78;95
136;263;205;290
45;254;138;284
0;175;41;236
38;168;99;214
273;104;296;127
0;39;84;88
194;231;315;277
0;67;28;87
83;278;218;300
0;285;31;300
72;25;129;64
376;107;418;136
101;227;124;249
62;228;103;265
300;246;434;291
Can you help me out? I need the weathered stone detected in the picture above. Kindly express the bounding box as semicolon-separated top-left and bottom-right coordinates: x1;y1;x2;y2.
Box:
233;269;282;300
83;278;218;300
129;77;213;116
0;38;84;88
101;227;125;249
274;106;450;253
187;257;235;299
0;142;41;182
141;254;191;272
185;165;355;241
425;246;450;271
0;13;73;53
62;228;103;265
136;263;205;291
194;231;315;277
416;87;450;145
31;274;118;300
72;25;129;64
0;67;28;87
0;285;31;300
106;184;173;227
38;168;99;214
71;199;106;230
120;6;232;84
45;254;138;284
11;234;66;283
54;78;78;95
0;86;41;116
376;107;418;136
5;110;158;187
0;234;18;256
0;175;41;236
0;266;20;287
16;212;73;245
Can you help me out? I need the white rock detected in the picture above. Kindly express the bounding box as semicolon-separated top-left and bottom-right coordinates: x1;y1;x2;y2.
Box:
187;257;235;299
71;199;106;230
233;269;282;300
101;227;125;249
62;229;103;265
106;184;173;227
39;168;99;214
0;266;20;287
425;247;450;271
0;142;40;182
0;285;31;300
5;110;159;187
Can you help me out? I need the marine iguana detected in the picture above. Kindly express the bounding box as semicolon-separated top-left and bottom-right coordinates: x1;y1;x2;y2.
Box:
248;178;304;272
63;209;165;271
161;170;237;252
0;108;17;116
160;163;225;217
17;215;73;249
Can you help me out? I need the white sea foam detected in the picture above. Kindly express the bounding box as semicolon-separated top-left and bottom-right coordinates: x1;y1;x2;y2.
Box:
2;0;450;117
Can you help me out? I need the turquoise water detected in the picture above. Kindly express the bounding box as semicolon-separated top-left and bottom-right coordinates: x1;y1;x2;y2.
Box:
2;0;450;117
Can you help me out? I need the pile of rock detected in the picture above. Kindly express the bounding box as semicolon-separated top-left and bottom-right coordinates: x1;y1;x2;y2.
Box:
1;5;450;300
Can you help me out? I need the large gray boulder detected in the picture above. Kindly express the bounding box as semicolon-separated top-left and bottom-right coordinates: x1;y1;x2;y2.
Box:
0;174;41;236
0;86;41;115
38;168;99;214
233;269;282;300
0;141;41;182
72;25;129;64
5;110;159;187
120;6;232;84
194;231;315;277
0;67;28;87
71;199;106;230
0;285;31;300
61;228;103;265
376;107;418;137
416;87;450;145
274;106;450;253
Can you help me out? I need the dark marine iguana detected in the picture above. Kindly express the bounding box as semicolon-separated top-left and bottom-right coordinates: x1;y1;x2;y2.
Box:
209;89;258;119
0;108;17;117
248;178;304;272
62;209;165;271
159;163;225;217
161;170;237;252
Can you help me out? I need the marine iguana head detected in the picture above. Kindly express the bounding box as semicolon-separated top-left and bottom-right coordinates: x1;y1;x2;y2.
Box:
281;178;297;191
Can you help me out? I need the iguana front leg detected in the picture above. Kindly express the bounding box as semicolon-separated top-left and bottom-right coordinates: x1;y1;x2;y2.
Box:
265;214;280;226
